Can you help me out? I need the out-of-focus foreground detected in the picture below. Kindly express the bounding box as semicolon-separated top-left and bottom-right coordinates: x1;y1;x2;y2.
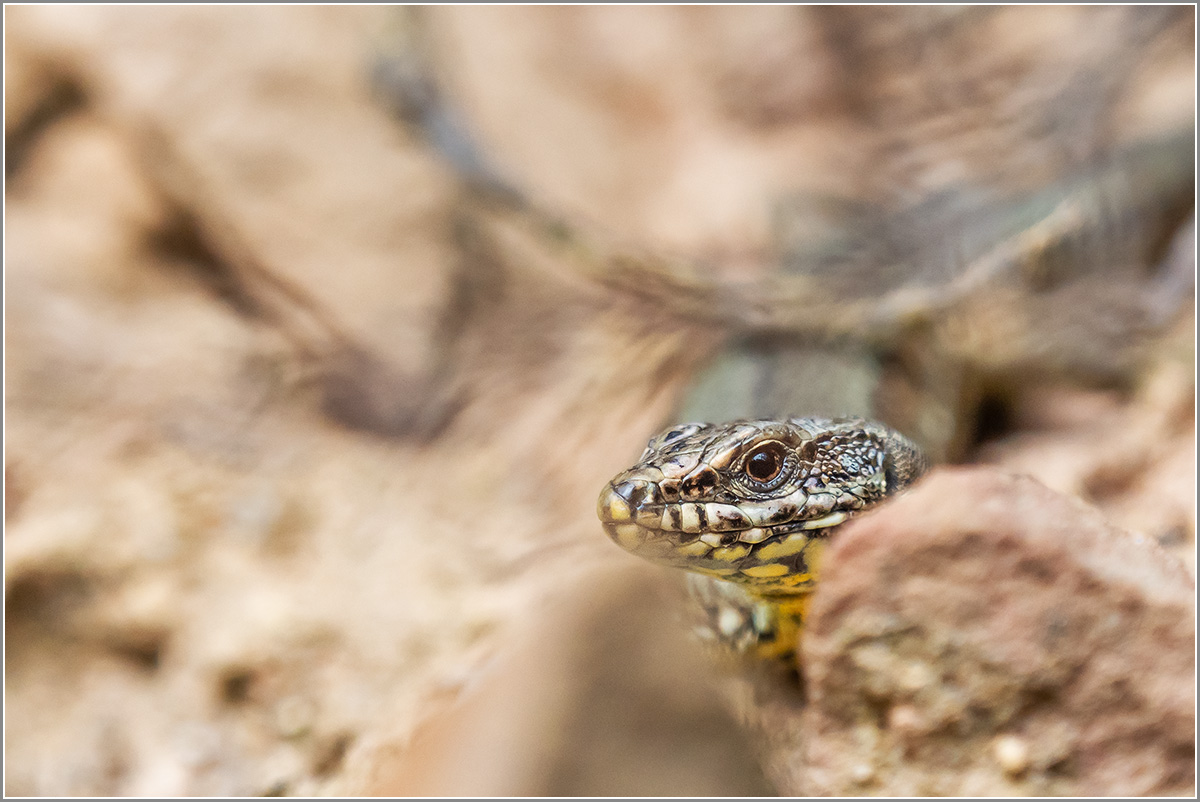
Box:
4;6;1195;796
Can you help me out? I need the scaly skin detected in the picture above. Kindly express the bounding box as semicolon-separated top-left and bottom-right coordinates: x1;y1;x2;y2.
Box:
598;417;927;658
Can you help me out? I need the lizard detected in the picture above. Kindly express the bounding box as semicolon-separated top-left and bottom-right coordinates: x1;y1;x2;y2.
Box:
597;417;927;659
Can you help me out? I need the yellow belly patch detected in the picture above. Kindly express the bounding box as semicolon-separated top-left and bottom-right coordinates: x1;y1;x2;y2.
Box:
677;540;715;558
753;532;810;563
740;563;791;578
711;544;750;562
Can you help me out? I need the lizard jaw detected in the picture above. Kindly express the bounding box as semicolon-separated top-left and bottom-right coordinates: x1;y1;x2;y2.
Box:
697;511;848;547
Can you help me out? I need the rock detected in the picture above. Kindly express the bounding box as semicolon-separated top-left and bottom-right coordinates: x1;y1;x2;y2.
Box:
797;468;1194;796
2;19;707;790
978;326;1197;575
416;7;1194;262
352;563;774;796
7;5;466;438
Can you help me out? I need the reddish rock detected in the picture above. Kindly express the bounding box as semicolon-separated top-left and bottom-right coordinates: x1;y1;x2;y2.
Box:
798;468;1195;796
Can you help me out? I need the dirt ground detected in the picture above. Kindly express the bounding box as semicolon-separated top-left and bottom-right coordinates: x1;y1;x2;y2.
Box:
4;6;1194;797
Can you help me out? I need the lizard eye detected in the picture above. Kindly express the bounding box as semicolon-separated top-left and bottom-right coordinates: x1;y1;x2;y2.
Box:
743;441;787;484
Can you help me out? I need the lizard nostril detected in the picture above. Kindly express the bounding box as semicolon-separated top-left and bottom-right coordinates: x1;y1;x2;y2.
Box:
612;478;659;510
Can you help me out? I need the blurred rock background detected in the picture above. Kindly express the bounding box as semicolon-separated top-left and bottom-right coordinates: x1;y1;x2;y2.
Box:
4;6;1194;796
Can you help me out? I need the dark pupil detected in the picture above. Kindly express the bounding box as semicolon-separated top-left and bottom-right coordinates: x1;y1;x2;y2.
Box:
747;448;781;482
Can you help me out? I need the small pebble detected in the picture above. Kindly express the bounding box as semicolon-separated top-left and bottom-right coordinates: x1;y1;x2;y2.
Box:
888;704;927;735
850;763;875;784
717;606;745;638
993;734;1030;776
897;659;935;691
274;696;315;739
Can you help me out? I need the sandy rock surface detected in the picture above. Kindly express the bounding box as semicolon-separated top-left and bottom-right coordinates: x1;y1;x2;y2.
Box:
798;469;1194;796
5;6;726;796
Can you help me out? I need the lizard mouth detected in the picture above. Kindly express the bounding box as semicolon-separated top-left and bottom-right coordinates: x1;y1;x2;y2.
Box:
690;510;848;546
598;479;852;586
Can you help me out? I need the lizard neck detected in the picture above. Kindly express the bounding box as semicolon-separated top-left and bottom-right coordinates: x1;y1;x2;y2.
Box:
678;337;881;424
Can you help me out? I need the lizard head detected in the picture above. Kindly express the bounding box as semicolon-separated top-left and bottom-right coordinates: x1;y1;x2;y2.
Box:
597;417;927;593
